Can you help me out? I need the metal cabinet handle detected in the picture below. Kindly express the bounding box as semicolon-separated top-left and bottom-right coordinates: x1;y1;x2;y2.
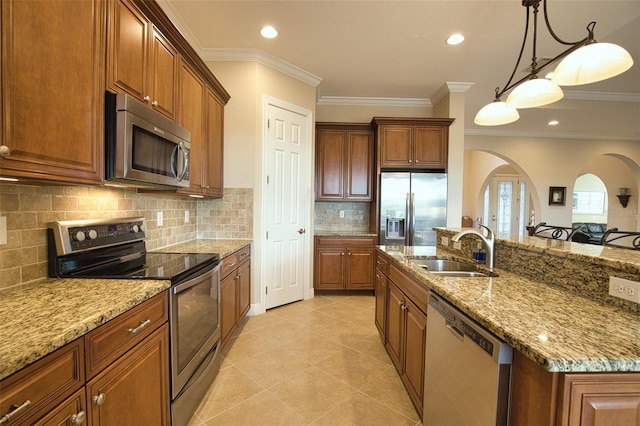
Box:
143;95;150;103
226;262;236;268
240;252;249;257
69;411;86;424
0;145;10;158
127;319;151;334
151;100;158;107
0;400;31;424
93;393;106;406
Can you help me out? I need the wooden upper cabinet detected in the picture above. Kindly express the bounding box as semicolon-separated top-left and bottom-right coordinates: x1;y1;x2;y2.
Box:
0;0;105;184
176;61;206;196
204;89;225;198
372;117;454;171
107;0;178;119
315;123;373;201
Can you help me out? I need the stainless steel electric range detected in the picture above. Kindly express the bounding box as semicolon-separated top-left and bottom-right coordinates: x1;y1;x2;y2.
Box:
47;217;221;426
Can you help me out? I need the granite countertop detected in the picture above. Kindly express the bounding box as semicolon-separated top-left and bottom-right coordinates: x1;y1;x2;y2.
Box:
0;277;170;380
379;245;640;373
0;238;251;381
159;238;252;258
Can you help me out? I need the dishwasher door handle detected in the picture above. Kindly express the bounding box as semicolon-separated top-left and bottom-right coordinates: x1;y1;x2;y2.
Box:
446;320;464;341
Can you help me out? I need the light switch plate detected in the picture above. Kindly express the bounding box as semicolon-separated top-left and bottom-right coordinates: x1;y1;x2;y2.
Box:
157;211;163;227
185;210;190;223
441;236;449;246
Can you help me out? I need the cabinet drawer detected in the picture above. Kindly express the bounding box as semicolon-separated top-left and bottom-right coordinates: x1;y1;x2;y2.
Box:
85;291;168;379
237;245;251;265
389;264;429;314
33;387;86;426
376;252;389;276
0;339;84;426
316;236;376;248
220;252;239;278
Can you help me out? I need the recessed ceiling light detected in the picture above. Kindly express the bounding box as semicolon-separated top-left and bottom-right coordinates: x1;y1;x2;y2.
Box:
548;120;559;126
446;33;464;45
260;26;278;39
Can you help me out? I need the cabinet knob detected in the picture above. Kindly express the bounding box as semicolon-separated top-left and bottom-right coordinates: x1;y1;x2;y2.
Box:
407;160;412;163
143;95;150;103
69;411;86;424
93;393;106;406
151;100;159;107
0;145;10;157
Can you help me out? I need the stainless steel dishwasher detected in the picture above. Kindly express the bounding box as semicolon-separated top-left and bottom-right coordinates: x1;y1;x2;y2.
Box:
424;291;513;426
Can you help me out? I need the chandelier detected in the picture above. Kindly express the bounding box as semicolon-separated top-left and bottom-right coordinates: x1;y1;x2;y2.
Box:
474;0;634;126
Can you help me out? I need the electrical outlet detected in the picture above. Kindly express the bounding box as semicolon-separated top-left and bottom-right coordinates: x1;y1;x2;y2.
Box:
453;241;462;250
184;210;190;223
609;276;640;304
157;211;163;227
441;236;449;246
339;210;345;219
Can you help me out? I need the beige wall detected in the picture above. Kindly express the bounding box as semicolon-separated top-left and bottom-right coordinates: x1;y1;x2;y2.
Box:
316;104;432;123
464;135;640;231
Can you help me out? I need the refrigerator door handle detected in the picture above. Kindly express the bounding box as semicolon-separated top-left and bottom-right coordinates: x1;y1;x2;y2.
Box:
410;193;416;246
406;192;411;246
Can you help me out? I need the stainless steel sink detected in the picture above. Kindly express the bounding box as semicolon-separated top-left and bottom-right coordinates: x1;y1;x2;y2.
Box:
410;259;477;272
429;271;489;277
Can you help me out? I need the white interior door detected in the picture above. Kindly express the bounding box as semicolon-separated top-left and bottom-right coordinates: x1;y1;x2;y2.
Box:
264;102;310;310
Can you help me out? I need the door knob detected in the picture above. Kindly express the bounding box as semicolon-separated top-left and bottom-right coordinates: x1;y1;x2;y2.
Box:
297;228;306;234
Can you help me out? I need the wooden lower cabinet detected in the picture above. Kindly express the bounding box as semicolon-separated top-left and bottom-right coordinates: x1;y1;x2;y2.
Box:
220;245;252;347
314;236;376;290
375;251;389;340
385;281;427;417
87;324;170;426
0;292;170;425
511;351;640;426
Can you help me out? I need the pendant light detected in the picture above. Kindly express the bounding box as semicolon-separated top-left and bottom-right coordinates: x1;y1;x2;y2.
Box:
474;0;634;126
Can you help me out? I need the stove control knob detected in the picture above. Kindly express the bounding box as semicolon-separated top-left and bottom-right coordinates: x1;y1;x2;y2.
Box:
87;229;98;240
132;225;140;233
74;231;86;242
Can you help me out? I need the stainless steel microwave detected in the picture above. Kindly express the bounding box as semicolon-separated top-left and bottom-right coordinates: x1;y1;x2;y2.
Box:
105;92;190;188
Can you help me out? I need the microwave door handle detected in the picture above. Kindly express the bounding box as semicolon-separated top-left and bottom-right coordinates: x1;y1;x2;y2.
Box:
170;145;179;178
177;144;189;182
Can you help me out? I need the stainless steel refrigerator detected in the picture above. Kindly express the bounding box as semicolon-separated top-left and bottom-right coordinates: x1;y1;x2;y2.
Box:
379;172;447;247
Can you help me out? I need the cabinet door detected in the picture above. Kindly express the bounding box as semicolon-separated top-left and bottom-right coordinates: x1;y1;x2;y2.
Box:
314;248;346;289
379;126;412;168
385;283;404;371
237;260;251;321
413;126;448;169
220;272;237;346
107;0;148;101
1;0;104;184
346;248;374;289
374;271;387;340
87;325;170;426
402;297;427;417
315;129;345;200
204;89;225;198
177;61;206;196
346;130;373;201
149;26;178;119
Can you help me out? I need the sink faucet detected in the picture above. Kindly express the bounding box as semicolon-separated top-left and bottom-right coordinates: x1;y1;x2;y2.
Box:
451;225;495;272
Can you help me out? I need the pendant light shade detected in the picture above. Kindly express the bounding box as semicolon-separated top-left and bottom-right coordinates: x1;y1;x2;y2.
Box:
506;78;564;108
551;42;634;86
474;101;520;126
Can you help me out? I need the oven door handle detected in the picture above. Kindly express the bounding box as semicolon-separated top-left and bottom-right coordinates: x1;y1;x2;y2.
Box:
172;264;219;294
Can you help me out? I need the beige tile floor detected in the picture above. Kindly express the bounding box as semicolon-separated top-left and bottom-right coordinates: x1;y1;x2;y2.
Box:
187;294;421;426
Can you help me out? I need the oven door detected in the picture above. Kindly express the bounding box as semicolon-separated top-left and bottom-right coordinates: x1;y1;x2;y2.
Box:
170;263;220;398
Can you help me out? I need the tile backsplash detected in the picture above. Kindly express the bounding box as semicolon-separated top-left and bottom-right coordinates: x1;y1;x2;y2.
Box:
0;184;252;290
314;202;370;232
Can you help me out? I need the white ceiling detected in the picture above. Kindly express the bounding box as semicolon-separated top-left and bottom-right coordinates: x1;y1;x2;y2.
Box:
159;0;640;140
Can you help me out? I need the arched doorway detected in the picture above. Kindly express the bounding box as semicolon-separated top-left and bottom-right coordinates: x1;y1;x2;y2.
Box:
572;173;608;226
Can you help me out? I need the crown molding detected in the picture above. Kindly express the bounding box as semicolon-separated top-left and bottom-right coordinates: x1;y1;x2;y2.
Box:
199;48;322;87
563;91;640;103
316;96;432;107
155;0;204;51
465;128;639;141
